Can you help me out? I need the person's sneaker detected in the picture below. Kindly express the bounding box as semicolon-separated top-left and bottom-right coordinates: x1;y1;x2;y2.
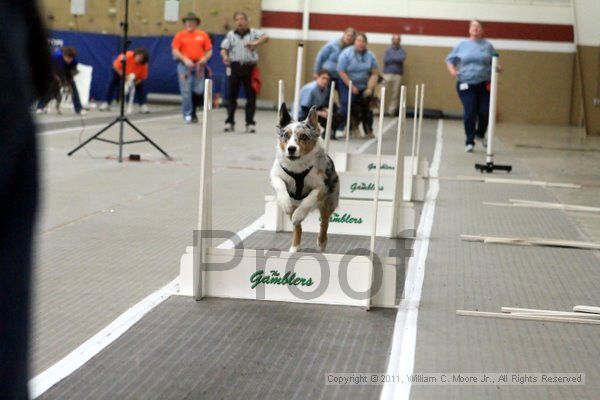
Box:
465;144;474;152
224;123;234;132
140;104;150;114
184;115;192;124
98;103;110;111
35;108;44;114
79;109;87;116
191;115;199;123
246;124;256;133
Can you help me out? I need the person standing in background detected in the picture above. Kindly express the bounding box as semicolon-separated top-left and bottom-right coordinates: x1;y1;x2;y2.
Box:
337;33;380;138
446;19;498;152
99;48;150;113
220;11;269;133
313;28;356;94
0;0;51;398
383;34;406;116
172;12;212;124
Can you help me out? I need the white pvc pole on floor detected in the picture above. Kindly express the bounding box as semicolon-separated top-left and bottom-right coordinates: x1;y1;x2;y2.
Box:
486;56;499;164
194;79;213;300
278;79;284;111
414;83;425;174
292;0;310;120
344;81;353;155
324;80;335;154
410;84;420;176
367;87;386;310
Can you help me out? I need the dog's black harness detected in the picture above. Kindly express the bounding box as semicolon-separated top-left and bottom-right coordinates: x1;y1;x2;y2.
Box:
279;164;313;200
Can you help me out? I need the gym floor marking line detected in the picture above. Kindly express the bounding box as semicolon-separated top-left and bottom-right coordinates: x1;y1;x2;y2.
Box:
29;214;264;399
380;119;443;400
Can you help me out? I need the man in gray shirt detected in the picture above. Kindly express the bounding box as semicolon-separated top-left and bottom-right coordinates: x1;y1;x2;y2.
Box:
383;34;406;115
220;12;269;133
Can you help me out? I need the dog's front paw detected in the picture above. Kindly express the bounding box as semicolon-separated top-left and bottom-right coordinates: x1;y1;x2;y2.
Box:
291;207;308;226
279;197;295;215
289;245;298;253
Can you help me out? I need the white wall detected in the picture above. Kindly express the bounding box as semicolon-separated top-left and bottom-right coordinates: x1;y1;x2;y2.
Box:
573;0;600;46
262;0;573;24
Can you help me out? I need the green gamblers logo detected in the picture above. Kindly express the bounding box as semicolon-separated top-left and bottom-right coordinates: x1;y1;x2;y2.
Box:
367;162;394;171
350;182;384;193
329;212;363;224
250;270;314;289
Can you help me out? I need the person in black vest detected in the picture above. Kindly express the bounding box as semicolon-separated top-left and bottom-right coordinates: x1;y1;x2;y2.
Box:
220;12;269;133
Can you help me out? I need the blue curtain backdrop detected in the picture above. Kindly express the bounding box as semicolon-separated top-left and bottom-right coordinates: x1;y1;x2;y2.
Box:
47;30;228;102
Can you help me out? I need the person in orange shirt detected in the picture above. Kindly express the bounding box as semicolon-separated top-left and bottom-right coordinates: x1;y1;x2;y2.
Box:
172;12;212;123
99;48;150;113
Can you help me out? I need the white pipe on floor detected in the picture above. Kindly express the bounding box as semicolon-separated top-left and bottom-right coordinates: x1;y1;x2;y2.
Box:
324;80;335;154
486;56;499;164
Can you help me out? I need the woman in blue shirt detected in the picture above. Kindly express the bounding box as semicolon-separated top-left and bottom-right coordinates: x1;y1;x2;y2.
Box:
446;20;497;152
337;33;380;138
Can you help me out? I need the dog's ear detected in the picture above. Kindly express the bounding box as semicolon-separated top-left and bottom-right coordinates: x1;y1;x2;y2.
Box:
305;106;319;130
278;103;292;128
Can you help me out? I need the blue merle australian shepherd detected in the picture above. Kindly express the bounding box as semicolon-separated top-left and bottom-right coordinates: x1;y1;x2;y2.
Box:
270;104;340;253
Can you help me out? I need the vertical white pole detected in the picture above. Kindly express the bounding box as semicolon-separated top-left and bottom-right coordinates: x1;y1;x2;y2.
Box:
344;81;353;155
292;46;303;121
292;0;310;120
194;79;213;300
486;56;499;164
390;85;406;237
324;80;335;154
278;79;284;111
368;87;386;310
410;84;420;176
414;83;425;174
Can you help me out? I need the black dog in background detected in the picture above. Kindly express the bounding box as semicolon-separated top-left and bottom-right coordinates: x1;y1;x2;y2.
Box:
349;94;379;138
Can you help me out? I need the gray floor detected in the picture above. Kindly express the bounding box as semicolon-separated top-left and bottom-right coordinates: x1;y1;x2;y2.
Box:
411;121;600;400
38;297;396;400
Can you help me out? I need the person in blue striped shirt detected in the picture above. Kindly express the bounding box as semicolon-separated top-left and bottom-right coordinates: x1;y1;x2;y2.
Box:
446;20;499;152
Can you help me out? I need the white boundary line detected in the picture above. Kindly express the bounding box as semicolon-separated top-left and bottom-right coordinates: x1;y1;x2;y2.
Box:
29;277;180;398
380;119;443;400
29;215;266;399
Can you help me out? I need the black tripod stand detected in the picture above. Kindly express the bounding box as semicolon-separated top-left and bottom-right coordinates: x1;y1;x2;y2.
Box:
67;0;169;162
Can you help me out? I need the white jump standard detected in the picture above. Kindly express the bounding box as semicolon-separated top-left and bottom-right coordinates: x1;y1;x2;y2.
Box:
475;55;512;173
179;79;402;309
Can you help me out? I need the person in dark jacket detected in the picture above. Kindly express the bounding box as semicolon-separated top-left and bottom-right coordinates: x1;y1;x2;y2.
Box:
383;34;406;115
36;46;84;115
0;1;51;398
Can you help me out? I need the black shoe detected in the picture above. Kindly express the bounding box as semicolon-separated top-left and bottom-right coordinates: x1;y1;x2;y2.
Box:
191;115;198;123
